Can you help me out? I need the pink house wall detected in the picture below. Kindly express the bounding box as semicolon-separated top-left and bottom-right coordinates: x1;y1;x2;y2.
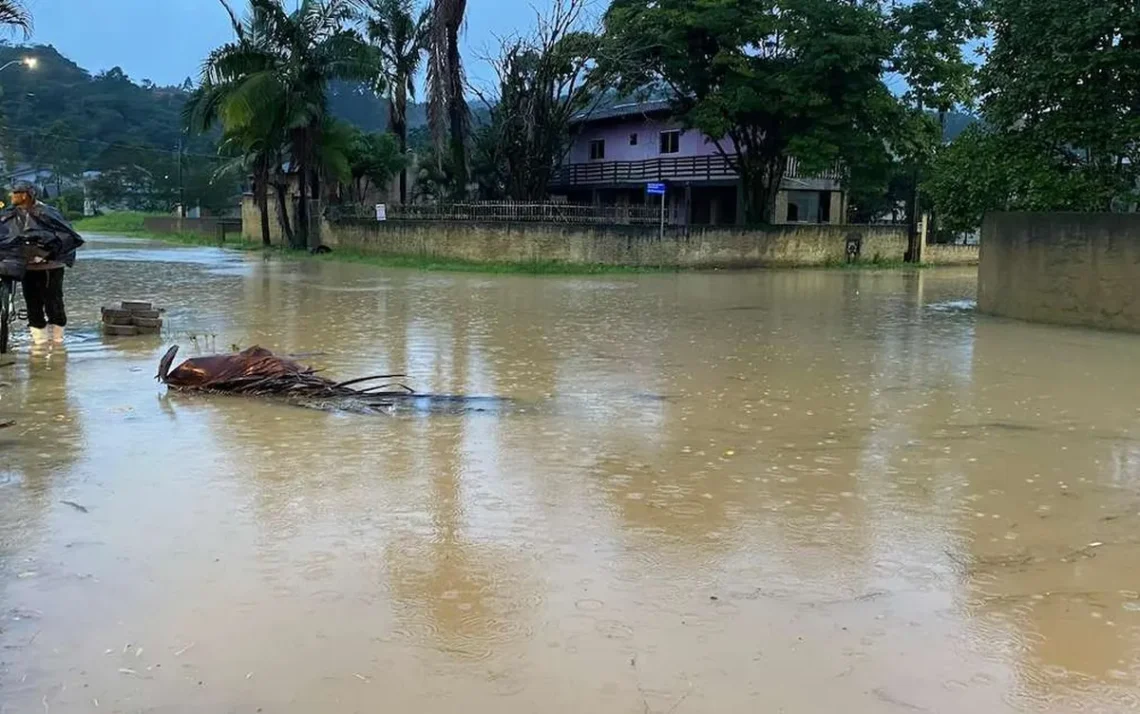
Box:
566;116;729;164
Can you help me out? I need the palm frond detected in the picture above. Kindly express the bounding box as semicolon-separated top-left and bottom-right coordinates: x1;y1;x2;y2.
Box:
0;0;32;38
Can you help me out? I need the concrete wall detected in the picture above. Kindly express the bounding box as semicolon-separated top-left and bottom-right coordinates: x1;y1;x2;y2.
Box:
144;215;242;239
317;219;909;269
979;212;1140;331
924;243;979;266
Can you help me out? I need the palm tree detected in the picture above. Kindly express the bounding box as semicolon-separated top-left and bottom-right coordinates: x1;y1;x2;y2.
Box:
184;2;280;246
0;0;31;37
215;127;277;246
364;0;428;204
426;0;468;198
186;0;376;249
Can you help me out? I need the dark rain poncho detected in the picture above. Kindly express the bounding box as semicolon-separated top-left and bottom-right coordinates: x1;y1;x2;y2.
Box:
0;203;85;279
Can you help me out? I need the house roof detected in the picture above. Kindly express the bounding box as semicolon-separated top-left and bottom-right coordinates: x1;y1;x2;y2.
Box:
571;89;674;125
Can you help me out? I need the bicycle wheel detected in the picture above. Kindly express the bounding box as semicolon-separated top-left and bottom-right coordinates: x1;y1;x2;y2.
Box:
0;278;10;355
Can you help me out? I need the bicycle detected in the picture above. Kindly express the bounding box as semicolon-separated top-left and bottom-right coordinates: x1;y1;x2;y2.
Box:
0;238;51;354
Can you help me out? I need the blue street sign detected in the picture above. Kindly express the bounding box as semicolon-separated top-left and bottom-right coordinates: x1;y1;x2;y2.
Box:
646;182;666;195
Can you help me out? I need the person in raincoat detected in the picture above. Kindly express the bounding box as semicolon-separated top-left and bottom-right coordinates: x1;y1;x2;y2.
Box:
1;181;84;345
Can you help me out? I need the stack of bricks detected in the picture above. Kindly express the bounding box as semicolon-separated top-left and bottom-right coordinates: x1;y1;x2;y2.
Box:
101;301;163;336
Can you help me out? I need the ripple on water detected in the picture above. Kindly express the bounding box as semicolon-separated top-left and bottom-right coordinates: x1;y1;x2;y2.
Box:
576;598;605;612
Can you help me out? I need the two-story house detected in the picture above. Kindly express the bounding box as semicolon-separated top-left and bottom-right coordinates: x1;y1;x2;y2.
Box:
549;98;845;226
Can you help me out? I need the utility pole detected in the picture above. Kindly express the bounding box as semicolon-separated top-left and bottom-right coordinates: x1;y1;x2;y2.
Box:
177;137;185;218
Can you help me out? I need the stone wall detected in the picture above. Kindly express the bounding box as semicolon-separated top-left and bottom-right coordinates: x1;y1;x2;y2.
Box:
241;194;287;244
923;243;979;266
979;212;1140;331
315;219;909;269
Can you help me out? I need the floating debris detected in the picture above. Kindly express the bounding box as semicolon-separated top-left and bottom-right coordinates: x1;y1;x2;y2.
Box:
157;345;412;413
173;642;196;657
60;500;88;513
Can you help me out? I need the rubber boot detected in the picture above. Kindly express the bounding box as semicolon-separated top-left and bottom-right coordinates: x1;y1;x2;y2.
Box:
29;326;48;345
49;325;64;344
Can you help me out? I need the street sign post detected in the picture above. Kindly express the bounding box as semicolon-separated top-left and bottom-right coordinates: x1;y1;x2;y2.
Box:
647;183;666;240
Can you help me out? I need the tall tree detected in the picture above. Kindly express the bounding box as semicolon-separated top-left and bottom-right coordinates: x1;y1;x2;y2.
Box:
364;0;429;204
979;0;1139;211
215;126;276;246
603;0;895;224
426;0;468;197
925;0;1140;232
890;0;985;256
187;0;376;249
0;0;31;36
472;0;606;200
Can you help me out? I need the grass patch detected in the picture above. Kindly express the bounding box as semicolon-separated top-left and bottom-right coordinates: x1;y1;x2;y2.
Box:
304;248;673;275
814;255;925;270
72;211;155;235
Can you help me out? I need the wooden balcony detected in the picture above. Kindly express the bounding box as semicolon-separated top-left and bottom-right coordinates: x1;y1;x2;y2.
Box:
549;154;842;189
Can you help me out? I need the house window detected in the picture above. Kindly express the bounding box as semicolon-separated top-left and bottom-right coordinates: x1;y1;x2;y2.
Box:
629;133;638;146
659;130;681;154
589;139;606;160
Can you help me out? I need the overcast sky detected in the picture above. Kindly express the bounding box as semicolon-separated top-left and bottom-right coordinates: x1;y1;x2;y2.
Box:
24;0;550;89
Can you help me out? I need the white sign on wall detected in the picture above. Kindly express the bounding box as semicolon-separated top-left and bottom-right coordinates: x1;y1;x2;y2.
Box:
375;203;387;221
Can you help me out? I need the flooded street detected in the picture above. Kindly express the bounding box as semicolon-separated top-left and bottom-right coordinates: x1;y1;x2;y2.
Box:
4;236;1140;713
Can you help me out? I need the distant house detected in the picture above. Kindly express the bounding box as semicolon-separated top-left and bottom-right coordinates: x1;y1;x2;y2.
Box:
1;164;86;199
550;97;845;226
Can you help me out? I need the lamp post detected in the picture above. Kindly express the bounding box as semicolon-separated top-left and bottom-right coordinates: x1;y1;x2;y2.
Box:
0;57;36;73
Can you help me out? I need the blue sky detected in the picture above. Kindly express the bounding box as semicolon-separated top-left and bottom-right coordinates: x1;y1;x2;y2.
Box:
25;0;542;89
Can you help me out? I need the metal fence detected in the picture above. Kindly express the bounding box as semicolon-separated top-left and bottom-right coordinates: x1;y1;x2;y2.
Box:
549;155;843;188
328;201;671;225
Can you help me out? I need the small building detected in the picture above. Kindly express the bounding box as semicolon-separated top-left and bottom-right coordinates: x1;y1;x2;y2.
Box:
549;97;845;226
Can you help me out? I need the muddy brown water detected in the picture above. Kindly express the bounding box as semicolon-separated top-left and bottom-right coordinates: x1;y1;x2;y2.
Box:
2;235;1140;713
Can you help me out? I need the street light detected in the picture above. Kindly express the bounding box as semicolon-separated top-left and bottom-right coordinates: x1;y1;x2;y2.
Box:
0;57;36;73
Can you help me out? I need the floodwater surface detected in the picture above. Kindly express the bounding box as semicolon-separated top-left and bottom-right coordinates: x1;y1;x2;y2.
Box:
2;236;1140;713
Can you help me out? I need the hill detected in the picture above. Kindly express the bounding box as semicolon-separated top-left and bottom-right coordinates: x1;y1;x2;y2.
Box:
0;44;211;172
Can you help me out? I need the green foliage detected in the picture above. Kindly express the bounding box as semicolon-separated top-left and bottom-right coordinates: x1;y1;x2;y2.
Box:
925;125;1120;234
344;127;405;202
603;0;895;224
0;45;237;213
363;0;429;202
925;0;1140;232
977;0;1139;212
0;46;214;165
187;0;378;249
472;0;605;200
0;1;31;37
890;0;985;115
48;187;85;220
71;211;150;234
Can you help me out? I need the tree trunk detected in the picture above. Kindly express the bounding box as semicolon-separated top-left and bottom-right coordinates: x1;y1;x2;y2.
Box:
255;161;271;247
291;128;310;250
446;20;467;198
308;168;321;251
394;87;409;205
740;157;784;225
258;188;271;247
295;170;309;251
273;180;294;246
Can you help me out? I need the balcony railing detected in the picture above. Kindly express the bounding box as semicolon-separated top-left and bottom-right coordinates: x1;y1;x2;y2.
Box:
550;154;842;188
328;200;668;225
